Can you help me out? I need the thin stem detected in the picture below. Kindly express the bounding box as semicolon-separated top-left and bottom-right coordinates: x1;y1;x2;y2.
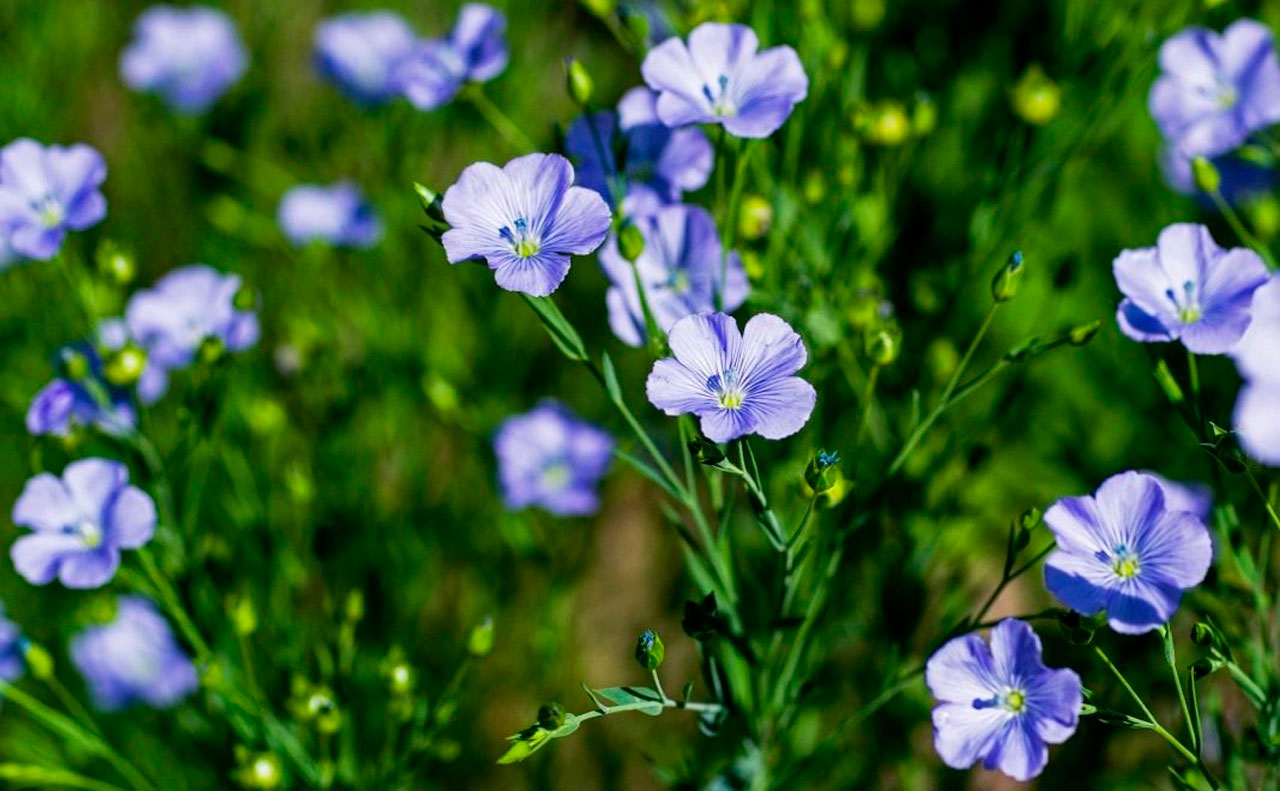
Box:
717;140;753;309
650;669;669;703
464;85;536;154
1161;626;1197;753
136;547;211;662
856;364;880;444
44;674;104;739
1246;467;1280;534
1209;188;1279;270
1186;350;1202;430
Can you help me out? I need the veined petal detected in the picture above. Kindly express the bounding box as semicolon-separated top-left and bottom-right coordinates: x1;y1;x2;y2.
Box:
491;251;570;297
646;357;718;416
541;185;610;256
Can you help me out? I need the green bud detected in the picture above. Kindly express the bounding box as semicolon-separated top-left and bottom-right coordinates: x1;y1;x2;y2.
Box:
22;642;54;681
228;595;258;637
1153;359;1185;404
619;6;648;41
536;702;565;731
96;241;135;285
618;222;645;263
388;663;416;695
1058;610;1099;645
682;593;722;640
804;450;842;494
688;437;730;470
864;327;900;366
738;195;773;241
344;591;365;623
1011;65;1062;126
802;169;826;204
911;93;938;136
1191;657;1220;680
102;343;147;387
1068;320;1101;346
1190;621;1218;648
990;250;1025;302
1191;156;1221;194
1019;507;1042;530
467;615;495;657
235;752;283;790
198;336;225;366
579;0;617;16
564;57;593;107
851;0;886;31
634;629;665;671
62;349;91;381
864;101;911;147
233;284;257;313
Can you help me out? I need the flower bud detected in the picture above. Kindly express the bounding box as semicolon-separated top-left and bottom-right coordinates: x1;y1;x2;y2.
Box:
634;629;665;671
802;170;826;204
1012;65;1061;126
343;591;365;623
1191;156;1221;194
1190;621;1219;648
233;284;257;313
467;615;495;657
864;327;900;366
198;336;225;366
61;348;91;381
682;593;722;640
865;101;910;147
235;752;283;790
804;450;842;494
1191;657;1220;679
689;437;729;469
738;195;773;241
96;241;135;286
580;0;617;17
537;702;565;731
388;663;416;695
564;57;593;107
22;641;53;681
1068;320;1101;346
103;343;147;387
618;222;645;263
228;594;258;637
911;93;938;136
851;0;886;30
990;250;1025;302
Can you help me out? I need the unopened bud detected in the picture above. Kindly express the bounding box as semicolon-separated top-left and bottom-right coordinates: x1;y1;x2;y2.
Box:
388;663;416;695
344;591;365;623
1019;507;1042;531
103;344;147;387
228;595;258;636
689;437;728;468
96;241;135;286
804;450;842;494
912;93;938;136
618;223;645;263
537;702;565;731
1012;65;1062;126
1191;658;1219;679
198;336;225;366
1191;156;1221;194
22;642;53;680
233;284;257;313
1190;622;1216;648
62;349;91;381
851;0;886;31
738;195;773;241
634;629;665;671
864;327;900;366
564;57;593;107
991;250;1025;302
865;101;910;147
1068;320;1101;346
467;615;495;657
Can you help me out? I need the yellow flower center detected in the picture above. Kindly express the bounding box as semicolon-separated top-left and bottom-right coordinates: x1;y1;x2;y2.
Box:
1004;689;1026;712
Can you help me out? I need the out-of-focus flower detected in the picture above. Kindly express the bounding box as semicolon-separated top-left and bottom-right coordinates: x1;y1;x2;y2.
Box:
0;604;24;683
1114;223;1269;354
396;4;508;111
1143;471;1213;520
278;182;382;248
494;401;613;516
1043;470;1213;634
1233;274;1280;465
598;205;748;347
27;347;136;438
646;312;815;443
926;619;1081;781
125;265;260;404
10;459;155;589
641;22;808;138
565;87;713;215
1161;149;1275;206
1011;65;1062;126
1149;20;1280;158
0;139;106;261
70;596;199;711
315;12;417;105
441;153;611;296
120;5;248;113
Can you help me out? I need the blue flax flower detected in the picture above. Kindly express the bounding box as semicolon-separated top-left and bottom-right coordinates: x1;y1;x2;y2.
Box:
565;87;713;215
0;139;106;261
1150;20;1280;158
494;402;613;516
120;5;248;113
1044;470;1213;634
1114;223;1269;354
10;459;156;590
71;596;199;711
599;204;748;347
646;312;815;443
27;344;136;438
396;4;508;111
315;12;417;105
1233;274;1280;465
125;265;260;404
442;153;611;296
926;618;1081;782
0;605;22;683
278;182;382;248
641;22;808;138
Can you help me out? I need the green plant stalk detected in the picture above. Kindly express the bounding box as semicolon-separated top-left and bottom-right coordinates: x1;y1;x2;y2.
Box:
1209;188;1279;270
463;85;536;154
717;140;754;309
1160;626;1197;753
43;674;104;739
136;546;211;662
1246;467;1280;534
856;364;881;445
0;764;131;791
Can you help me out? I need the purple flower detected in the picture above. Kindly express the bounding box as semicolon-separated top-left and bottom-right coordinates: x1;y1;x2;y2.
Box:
565;87;713;214
120;5;248;113
1114;223;1269;354
641;23;808;138
70;596;198;711
278;182;382;248
599;204;748;347
125;265;260;404
1044;471;1213;635
0;139;106;261
0;605;23;683
396;4;507;110
646;312;815;443
10;459;156;590
315;12;416;105
26;347;137;438
1149;20;1280;158
494;402;613;516
926;619;1081;782
1233;274;1280;465
441;153;611;296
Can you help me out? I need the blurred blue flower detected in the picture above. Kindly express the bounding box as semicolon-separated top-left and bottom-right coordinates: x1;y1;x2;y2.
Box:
1161;148;1275;207
641;23;808;139
1150;20;1280;159
10;459;156;589
70;596;198;711
278;182;382;248
1114;223;1269;354
926;618;1081;782
441;153;611;296
0;139;106;261
315;12;417;105
396;3;508;111
565;87;713;215
1043;470;1213;634
599;204;748;347
125;265;260;404
27;346;137;438
0;605;22;683
646;312;815;443
1233;274;1280;465
1143;471;1212;521
120;5;247;113
494;401;613;516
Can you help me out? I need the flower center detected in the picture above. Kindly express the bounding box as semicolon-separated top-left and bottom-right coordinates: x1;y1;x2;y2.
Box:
1164;280;1202;324
499;217;540;258
667;270;691;294
709;369;745;409
34;196;64;228
1112;545;1141;579
70;517;102;548
540;462;570;491
702;74;736;117
1003;689;1027;712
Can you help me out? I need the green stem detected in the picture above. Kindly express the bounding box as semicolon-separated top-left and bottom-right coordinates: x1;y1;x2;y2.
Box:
44;675;103;739
136;547;211;662
1246;467;1280;534
717;140;753;309
1209;188;1279;270
464;85;536;154
1160;626;1197;753
856;364;880;444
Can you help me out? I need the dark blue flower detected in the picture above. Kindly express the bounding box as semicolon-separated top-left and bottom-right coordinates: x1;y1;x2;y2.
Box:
494;401;613;516
315;12;417;105
278;182;382;248
926;619;1081;781
70;596;198;711
120;5;247;113
0;139;106;261
1044;471;1213;634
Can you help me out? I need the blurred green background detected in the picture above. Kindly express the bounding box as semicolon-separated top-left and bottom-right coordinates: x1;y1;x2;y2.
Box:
0;0;1276;788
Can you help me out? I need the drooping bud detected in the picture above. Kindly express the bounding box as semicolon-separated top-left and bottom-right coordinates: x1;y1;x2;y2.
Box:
564;56;593;107
688;437;732;470
467;615;495;657
738;195;773;241
634;629;665;671
618;222;645;263
537;702;565;731
103;343;147;387
682;593;722;640
197;336;225;366
864;326;900;366
911;93;938;136
804;450;842;494
1068;320;1101;346
1191;156;1221;194
991;250;1025;302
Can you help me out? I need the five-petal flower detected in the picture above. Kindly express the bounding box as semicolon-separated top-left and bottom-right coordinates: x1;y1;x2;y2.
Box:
494;401;613;516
